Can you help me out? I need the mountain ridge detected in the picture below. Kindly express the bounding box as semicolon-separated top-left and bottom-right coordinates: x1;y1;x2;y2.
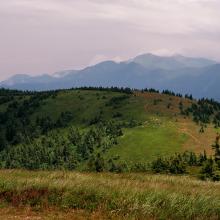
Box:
1;53;220;99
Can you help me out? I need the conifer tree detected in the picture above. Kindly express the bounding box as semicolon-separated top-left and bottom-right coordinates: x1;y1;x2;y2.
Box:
212;134;220;167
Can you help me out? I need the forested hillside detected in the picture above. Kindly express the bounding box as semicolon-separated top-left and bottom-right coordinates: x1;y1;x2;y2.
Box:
0;87;220;180
1;87;220;219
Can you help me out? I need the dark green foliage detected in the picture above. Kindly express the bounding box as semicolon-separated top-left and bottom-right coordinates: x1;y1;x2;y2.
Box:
107;157;125;173
183;98;220;126
113;112;123;118
0;133;78;170
151;151;206;174
36;116;54;134
0;91;58;147
0;95;14;105
169;156;186;174
150;136;220;182
106;95;129;108
185;94;193;100
129;162;149;172
0;121;123;170
75;86;133;94
0;131;7;151
198;150;207;165
143;89;190;100
0;86;179;154
151;157;170;173
143;88;159;93
162;89;182;97
199;158;219;181
182;151;198;166
77;121;123;161
56;111;74;127
212;134;220;168
213;112;220;128
198;135;220;181
36;111;74;134
89;113;103;125
68;127;81;146
124;119;141;128
151;153;187;174
87;153;105;172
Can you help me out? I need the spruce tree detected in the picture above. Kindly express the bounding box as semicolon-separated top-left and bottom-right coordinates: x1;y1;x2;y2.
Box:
212;134;220;167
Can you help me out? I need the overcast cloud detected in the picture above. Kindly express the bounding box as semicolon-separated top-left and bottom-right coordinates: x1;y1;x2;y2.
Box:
0;0;220;80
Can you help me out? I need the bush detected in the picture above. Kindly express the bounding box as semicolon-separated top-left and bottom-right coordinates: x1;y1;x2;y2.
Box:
199;158;219;181
151;157;169;173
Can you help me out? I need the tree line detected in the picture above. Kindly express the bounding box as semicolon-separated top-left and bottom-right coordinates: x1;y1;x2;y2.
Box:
181;98;220;128
0;91;61;149
151;135;220;181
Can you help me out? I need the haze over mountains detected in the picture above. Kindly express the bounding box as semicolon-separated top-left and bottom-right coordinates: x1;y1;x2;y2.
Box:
1;53;220;100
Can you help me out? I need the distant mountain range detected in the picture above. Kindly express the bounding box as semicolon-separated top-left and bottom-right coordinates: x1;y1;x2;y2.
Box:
1;53;220;100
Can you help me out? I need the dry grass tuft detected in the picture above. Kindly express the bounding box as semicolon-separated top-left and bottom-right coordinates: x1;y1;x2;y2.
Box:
0;170;220;219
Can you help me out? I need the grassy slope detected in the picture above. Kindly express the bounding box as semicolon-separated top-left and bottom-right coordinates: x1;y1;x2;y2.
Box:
33;90;218;162
107;119;187;162
33;90;150;124
33;91;183;162
0;170;220;219
0;89;218;162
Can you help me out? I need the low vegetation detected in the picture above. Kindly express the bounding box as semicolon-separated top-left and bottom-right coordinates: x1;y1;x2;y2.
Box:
0;170;220;219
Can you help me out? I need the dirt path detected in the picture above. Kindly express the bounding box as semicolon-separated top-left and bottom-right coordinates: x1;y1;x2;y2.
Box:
178;128;201;144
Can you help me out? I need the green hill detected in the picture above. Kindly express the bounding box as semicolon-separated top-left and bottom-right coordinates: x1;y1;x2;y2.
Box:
0;88;219;170
1;88;220;219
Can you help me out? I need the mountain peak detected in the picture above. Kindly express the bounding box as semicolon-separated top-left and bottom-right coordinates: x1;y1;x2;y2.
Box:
131;53;217;70
0;54;220;100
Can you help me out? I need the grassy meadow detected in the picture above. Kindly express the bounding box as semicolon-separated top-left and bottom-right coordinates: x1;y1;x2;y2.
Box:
30;89;219;162
0;170;220;219
107;119;187;162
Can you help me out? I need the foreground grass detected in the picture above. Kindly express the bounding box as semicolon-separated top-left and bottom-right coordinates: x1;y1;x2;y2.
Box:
0;170;220;219
0;206;100;220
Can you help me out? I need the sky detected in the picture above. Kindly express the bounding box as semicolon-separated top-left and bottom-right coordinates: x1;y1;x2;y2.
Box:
0;0;220;80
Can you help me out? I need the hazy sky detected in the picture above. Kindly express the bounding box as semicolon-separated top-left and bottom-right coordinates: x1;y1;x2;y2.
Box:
1;0;220;80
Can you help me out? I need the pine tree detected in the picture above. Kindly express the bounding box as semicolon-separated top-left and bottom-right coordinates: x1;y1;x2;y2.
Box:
212;134;220;167
69;127;81;146
200;158;218;180
94;153;105;172
0;131;7;151
188;152;197;166
198;150;208;165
